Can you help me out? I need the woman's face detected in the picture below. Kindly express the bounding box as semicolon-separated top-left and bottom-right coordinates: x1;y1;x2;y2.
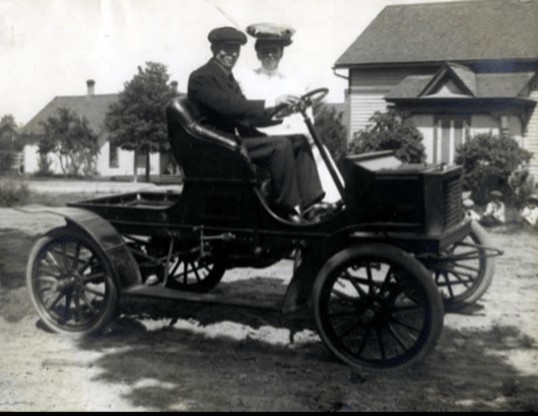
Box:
256;43;283;71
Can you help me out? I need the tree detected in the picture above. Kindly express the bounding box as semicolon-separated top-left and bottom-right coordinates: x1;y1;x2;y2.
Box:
38;108;99;177
0;115;22;173
105;61;177;182
348;109;426;163
313;102;347;166
455;132;533;205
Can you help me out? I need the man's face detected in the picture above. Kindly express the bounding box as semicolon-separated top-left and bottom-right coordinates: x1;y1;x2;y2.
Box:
213;42;241;70
256;42;283;71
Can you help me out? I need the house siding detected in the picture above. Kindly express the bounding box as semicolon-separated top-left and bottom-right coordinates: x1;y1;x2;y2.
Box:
348;88;391;139
96;141;163;177
348;67;438;139
524;87;538;177
23;142;163;177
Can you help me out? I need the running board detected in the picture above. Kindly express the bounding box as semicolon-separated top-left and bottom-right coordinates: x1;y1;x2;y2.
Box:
123;284;282;312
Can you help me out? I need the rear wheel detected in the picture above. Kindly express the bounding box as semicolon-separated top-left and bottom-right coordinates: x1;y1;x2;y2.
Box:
164;255;226;292
313;244;444;370
26;227;118;336
430;221;495;309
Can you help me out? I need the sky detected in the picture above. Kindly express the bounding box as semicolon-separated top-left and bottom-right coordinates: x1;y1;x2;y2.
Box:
1;0;479;125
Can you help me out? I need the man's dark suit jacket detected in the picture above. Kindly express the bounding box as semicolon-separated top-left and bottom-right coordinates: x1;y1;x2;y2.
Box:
187;58;273;137
187;58;324;212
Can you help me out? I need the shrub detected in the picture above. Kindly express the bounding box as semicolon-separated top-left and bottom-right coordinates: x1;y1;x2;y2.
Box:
348;109;426;163
455;132;533;205
36;154;53;177
313;102;347;166
0;181;30;207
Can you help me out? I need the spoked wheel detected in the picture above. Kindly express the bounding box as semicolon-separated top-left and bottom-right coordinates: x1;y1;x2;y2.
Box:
429;220;495;310
164;254;226;293
313;244;444;370
26;227;118;336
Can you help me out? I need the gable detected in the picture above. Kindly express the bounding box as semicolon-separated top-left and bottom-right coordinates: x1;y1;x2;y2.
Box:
426;79;471;98
386;70;536;100
420;63;476;97
335;0;538;67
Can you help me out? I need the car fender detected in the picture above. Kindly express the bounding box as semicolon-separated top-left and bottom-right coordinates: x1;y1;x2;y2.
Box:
20;206;142;289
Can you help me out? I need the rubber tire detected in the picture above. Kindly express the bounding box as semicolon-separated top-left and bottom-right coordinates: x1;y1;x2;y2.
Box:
165;257;226;293
26;226;118;337
439;220;495;310
312;243;444;370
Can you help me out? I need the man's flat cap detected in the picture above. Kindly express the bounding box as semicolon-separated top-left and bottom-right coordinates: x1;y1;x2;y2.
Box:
208;26;247;45
246;23;295;46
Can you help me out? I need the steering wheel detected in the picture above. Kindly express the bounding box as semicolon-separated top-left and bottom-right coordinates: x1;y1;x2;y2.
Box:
300;88;329;107
273;87;329;119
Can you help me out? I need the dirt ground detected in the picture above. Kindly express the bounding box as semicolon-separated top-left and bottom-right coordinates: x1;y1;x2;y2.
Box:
0;206;537;411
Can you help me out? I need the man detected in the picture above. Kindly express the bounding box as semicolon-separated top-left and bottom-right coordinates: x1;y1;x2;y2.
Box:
188;26;325;222
238;23;343;206
480;190;506;226
521;194;538;226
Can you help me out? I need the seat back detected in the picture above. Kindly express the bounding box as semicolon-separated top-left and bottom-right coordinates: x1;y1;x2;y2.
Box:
166;95;254;180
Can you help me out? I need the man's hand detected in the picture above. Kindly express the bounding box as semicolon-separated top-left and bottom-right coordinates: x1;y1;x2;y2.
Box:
272;95;301;118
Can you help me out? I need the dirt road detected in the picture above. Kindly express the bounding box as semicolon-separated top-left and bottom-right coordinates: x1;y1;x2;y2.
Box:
0;207;537;411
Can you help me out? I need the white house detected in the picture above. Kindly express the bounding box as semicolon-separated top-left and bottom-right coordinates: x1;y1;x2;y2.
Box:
22;80;176;178
334;0;538;176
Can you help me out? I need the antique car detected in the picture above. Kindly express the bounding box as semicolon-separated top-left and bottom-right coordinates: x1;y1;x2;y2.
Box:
25;88;501;370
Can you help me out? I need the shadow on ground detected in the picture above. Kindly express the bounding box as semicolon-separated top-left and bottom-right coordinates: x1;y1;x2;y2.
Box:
64;292;538;412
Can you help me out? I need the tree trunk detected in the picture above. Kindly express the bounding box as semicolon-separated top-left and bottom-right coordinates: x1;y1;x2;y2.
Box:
145;150;150;183
133;149;138;183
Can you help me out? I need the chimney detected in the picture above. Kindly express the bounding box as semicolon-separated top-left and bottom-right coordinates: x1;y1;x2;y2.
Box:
171;80;178;92
86;79;95;96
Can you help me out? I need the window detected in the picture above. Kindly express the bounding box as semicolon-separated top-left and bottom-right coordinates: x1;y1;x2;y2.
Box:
109;144;119;168
433;117;470;164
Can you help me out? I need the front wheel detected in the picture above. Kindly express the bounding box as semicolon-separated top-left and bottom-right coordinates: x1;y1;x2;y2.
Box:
312;244;444;370
26;227;118;336
430;220;495;309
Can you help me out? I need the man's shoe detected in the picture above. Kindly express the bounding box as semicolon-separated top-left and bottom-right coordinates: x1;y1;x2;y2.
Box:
287;212;304;224
303;201;339;222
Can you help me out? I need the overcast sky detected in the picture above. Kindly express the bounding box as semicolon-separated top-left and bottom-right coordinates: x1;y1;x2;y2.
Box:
1;0;482;124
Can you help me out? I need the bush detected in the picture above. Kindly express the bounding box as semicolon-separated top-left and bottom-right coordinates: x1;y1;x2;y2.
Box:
0;181;30;207
313;102;347;166
348;109;426;163
455;132;533;205
36;154;53;177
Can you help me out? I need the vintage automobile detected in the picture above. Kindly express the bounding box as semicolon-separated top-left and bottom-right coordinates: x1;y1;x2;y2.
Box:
25;88;501;370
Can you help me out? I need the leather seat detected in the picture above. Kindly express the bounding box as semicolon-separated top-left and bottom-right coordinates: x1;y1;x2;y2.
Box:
166;96;271;198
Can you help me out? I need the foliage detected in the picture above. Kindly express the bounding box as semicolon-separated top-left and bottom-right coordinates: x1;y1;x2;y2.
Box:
455;132;533;205
0;181;30;207
0;115;22;173
348;109;426;163
36;154;53;177
105;61;177;182
38;108;99;177
313;102;347;165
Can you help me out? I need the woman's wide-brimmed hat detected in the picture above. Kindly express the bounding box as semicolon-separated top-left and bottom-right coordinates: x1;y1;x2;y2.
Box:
246;23;295;47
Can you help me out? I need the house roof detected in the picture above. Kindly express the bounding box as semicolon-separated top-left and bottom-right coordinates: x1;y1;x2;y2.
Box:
385;70;536;100
23;94;118;138
335;0;538;67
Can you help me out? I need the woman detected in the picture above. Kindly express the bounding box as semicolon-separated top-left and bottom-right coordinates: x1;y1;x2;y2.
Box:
237;23;343;205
